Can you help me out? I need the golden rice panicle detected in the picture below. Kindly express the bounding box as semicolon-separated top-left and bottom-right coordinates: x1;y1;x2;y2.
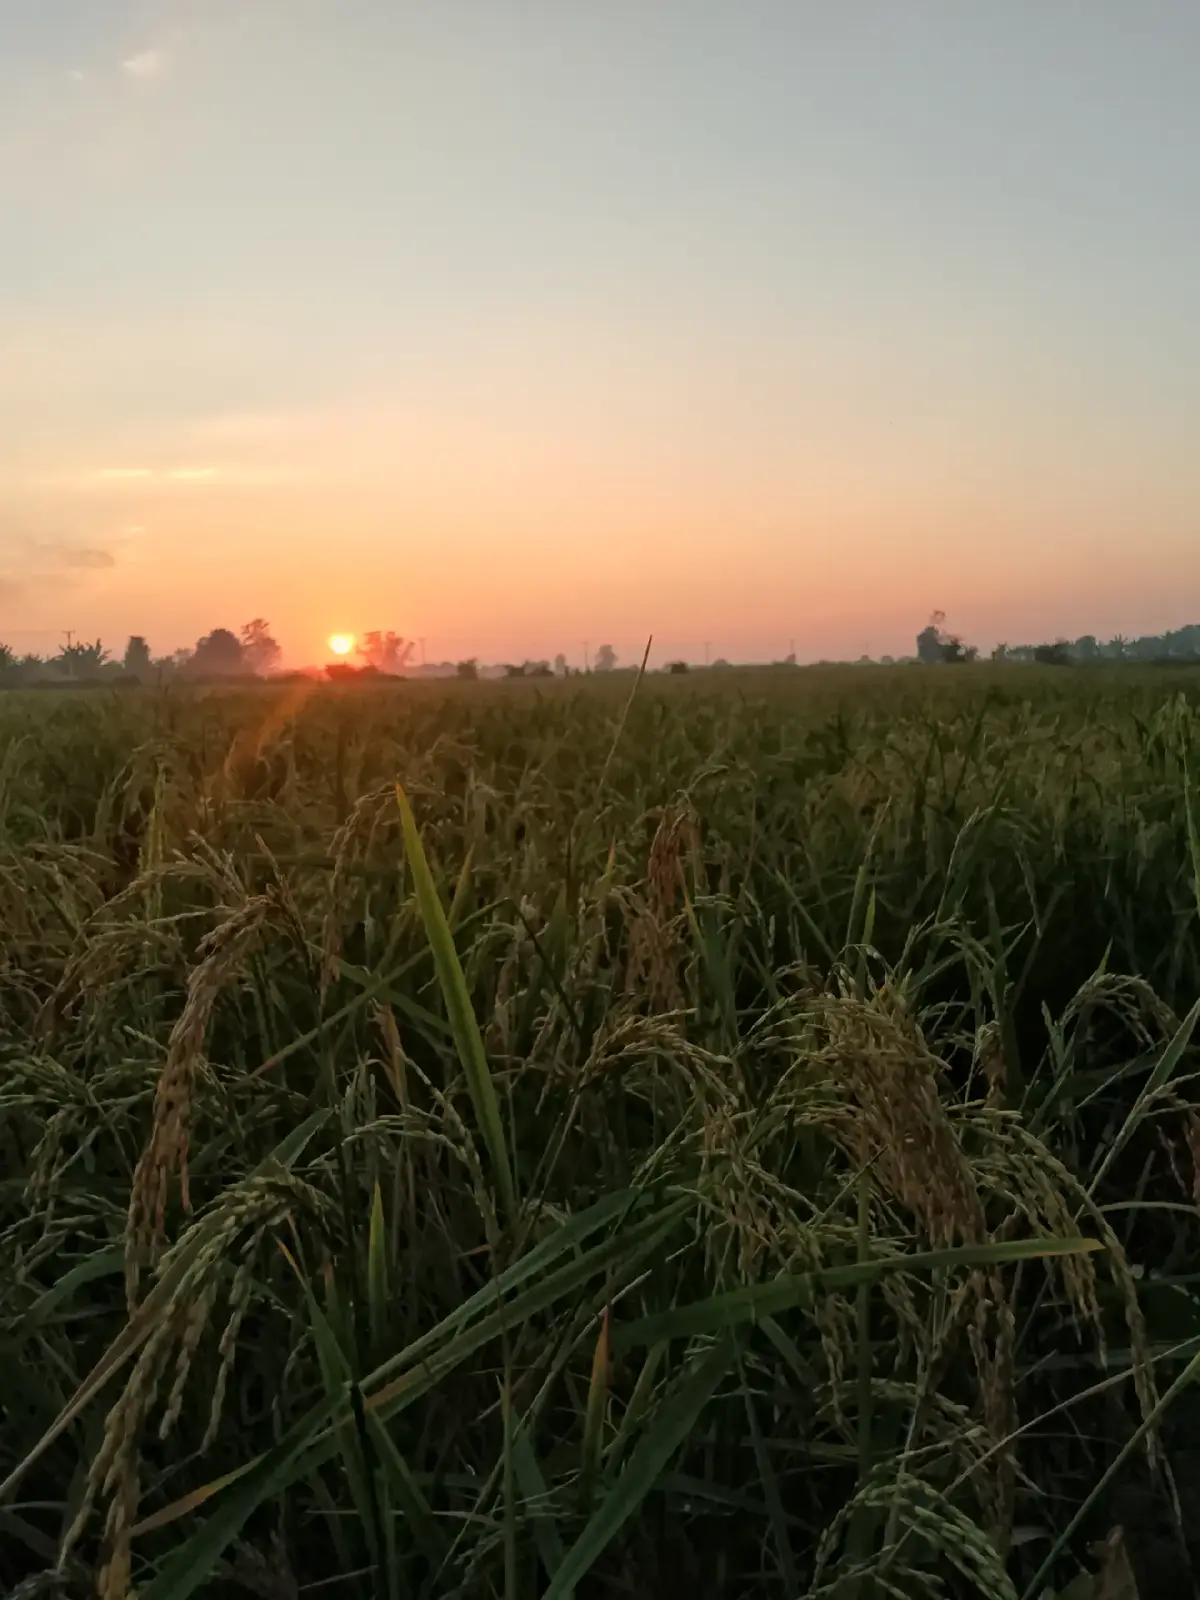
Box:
815;993;986;1248
319;783;394;998
66;1174;327;1590
624;804;699;1012
124;892;276;1307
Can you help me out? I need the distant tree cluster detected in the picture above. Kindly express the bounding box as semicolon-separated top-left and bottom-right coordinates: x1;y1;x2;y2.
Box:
323;632;419;682
357;631;414;673
994;626;1200;663
916;611;979;665
10;610;1199;692
916;615;1200;668
0;620;281;687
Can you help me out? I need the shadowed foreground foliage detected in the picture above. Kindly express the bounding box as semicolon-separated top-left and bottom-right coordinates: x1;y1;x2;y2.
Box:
4;668;1200;1598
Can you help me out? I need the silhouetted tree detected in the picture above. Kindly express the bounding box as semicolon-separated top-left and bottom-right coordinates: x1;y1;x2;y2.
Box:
594;644;617;672
1034;641;1071;666
241;618;281;676
124;636;153;679
159;649;192;679
1;654;20;684
55;639;109;677
1074;635;1100;663
666;660;689;674
917;611;976;664
553;653;568;677
916;617;943;665
189;628;245;676
455;659;479;681
357;631;414;674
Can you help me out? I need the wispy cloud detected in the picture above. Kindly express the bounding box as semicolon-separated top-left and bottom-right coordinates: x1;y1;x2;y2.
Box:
0;533;119;586
122;49;165;80
26;537;118;572
52;545;116;570
26;462;292;494
95;466;218;486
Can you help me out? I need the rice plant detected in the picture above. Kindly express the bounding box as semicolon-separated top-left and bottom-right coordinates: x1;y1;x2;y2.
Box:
4;666;1200;1598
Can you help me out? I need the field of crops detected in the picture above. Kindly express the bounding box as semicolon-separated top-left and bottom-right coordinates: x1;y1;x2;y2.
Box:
5;665;1200;1600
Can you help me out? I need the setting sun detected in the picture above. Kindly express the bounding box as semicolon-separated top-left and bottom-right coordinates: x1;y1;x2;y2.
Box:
328;633;355;657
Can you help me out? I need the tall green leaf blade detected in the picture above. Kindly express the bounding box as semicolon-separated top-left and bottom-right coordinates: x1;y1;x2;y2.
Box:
614;1235;1101;1350
396;782;517;1221
542;1336;737;1600
510;1408;568;1588
367;1179;388;1363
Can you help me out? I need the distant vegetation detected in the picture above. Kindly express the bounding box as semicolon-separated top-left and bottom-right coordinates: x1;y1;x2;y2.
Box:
0;619;282;687
916;611;1200;668
8;616;1200;690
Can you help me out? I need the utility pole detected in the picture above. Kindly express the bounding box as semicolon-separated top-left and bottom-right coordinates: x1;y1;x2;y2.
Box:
583;640;589;673
417;636;427;666
703;641;711;666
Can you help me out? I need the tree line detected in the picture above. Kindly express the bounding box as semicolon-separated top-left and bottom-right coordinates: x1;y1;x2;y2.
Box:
0;625;628;687
10;610;1196;686
0;620;282;686
915;613;1200;667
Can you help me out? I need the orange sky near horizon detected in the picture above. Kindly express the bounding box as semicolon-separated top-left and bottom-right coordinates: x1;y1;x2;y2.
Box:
5;3;1200;667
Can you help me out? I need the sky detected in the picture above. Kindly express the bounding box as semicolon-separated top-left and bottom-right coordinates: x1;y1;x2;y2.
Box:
4;1;1200;668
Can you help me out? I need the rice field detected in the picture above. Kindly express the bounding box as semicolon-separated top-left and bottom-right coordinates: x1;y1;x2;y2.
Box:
4;665;1200;1599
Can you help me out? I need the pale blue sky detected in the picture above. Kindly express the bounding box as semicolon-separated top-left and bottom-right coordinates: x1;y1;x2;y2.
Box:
3;2;1200;665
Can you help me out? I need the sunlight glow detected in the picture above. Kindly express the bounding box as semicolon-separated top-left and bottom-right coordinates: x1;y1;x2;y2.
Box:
328;633;355;657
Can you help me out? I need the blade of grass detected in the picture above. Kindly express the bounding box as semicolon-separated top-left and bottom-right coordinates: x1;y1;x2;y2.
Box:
594;636;653;797
510;1406;568;1590
278;1242;381;1578
396;782;517;1223
614;1235;1102;1350
605;1340;667;1478
542;1335;737;1600
578;1304;611;1514
501;1374;518;1600
1086;993;1200;1197
737;1353;798;1595
367;1180;388;1366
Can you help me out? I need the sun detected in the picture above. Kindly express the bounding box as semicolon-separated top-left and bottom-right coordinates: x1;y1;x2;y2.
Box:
328;633;355;657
